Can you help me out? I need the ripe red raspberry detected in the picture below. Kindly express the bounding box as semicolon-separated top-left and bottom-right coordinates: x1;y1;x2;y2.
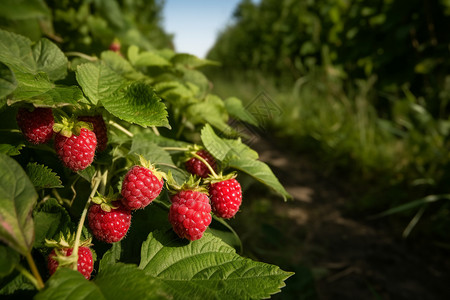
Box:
54;128;97;172
185;150;217;178
16;107;54;144
169;190;212;241
88;200;131;243
109;41;121;53
121;166;164;210
209;178;242;219
47;247;93;280
78;115;108;152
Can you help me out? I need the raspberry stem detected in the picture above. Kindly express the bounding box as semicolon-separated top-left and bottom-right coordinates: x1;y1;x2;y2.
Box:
71;171;102;271
162;147;189;152
65;51;98;62
24;252;44;290
109;120;134;137
192;152;219;178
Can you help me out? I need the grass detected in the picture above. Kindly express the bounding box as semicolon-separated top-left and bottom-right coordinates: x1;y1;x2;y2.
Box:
206;66;450;241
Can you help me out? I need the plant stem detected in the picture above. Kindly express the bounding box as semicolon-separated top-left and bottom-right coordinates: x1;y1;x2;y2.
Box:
109;120;134;137
0;129;20;133
71;173;102;271
24;252;45;290
99;169;109;195
155;162;181;170
162;147;189;152
52;189;64;205
151;126;160;136
192;152;218;178
65;51;98;61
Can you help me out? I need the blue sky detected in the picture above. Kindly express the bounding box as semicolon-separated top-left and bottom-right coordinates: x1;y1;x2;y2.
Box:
162;0;242;58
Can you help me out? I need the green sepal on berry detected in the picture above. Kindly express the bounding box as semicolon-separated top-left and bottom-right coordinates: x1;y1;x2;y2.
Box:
165;171;208;196
91;188;120;212
53;116;94;138
45;232;92;268
136;154;167;182
203;171;237;185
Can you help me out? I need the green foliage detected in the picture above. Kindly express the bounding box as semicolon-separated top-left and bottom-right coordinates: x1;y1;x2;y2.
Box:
0;1;292;298
0;153;37;255
139;231;293;299
207;0;450;241
208;0;450;114
26;163;63;189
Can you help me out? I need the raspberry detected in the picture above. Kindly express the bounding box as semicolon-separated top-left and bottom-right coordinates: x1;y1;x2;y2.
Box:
109;40;121;53
185;150;217;178
209;178;242;219
88;200;131;243
47;247;93;280
78;115;108;152
16;107;54;144
121;165;164;210
54;128;97;172
169;190;212;241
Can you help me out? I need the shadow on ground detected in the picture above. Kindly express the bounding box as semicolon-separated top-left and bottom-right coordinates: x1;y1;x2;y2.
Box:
229;136;450;300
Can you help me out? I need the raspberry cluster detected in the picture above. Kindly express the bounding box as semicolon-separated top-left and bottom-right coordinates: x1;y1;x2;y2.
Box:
16;107;108;172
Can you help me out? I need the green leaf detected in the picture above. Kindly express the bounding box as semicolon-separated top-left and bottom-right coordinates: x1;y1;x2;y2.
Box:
0;62;17;99
200;124;258;161
35;268;105;300
9;72;85;107
0;143;25;156
0;29;35;74
171;53;220;68
228;158;291;201
94;263;166;300
102;81;169;128
26;163;63;189
129;136;185;181
98;243;121;273
128;46;171;67
100;51;145;81
186;95;235;134
0;131;25;156
0;245;20;278
130;136;174;165
77;166;96;183
201;124;291;200
0;272;35;295
0;0;50;20
32;38;68;81
33;198;71;248
0;153;37;255
76;62;127;106
153;81;194;101
139;231;293;300
224;97;259;126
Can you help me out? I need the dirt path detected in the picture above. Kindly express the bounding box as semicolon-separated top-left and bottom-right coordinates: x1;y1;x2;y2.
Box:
229;136;450;300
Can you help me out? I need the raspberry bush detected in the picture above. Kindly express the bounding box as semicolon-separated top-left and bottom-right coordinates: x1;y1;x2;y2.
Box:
0;1;292;298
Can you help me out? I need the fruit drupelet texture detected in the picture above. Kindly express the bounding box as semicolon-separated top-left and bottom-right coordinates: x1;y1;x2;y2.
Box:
88;200;131;243
78;115;108;152
47;247;93;280
54;128;97;172
16;107;54;144
169;190;212;241
185;150;217;178
209;178;242;219
121;166;164;210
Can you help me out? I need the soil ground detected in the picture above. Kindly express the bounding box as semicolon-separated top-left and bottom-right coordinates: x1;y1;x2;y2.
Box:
228;136;450;300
